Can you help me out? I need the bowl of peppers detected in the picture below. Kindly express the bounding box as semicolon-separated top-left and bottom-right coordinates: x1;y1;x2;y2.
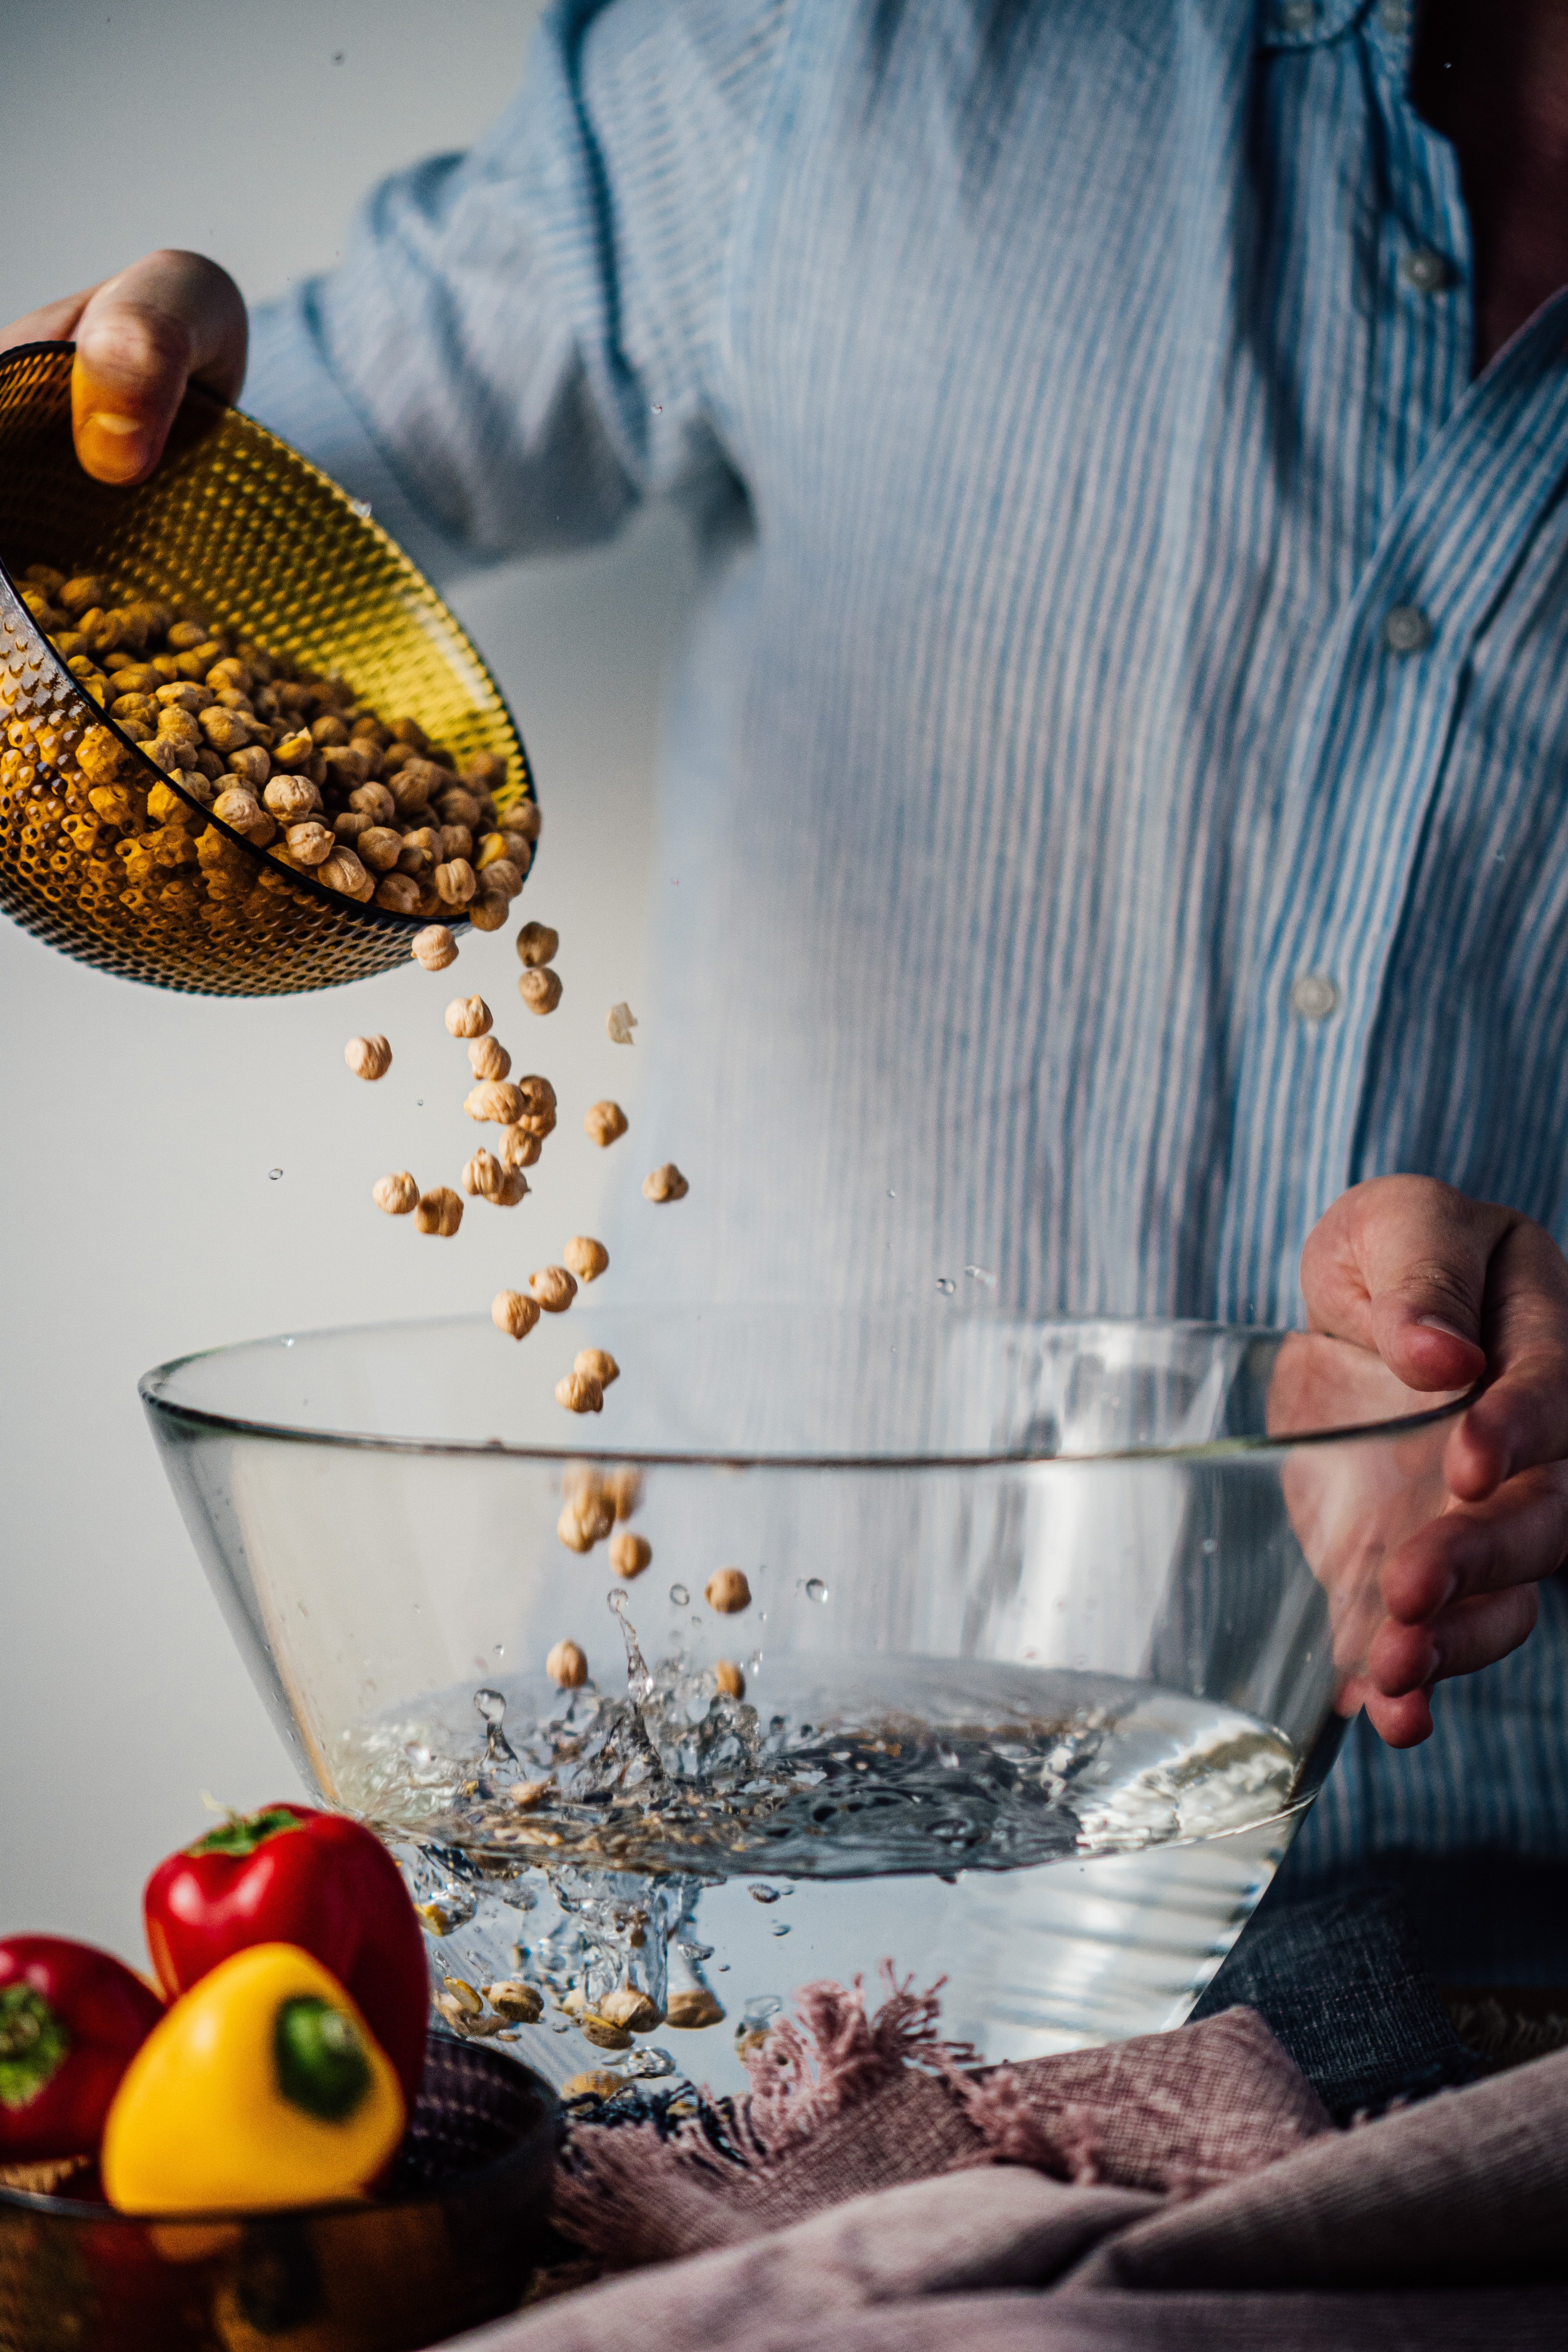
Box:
0;1804;558;2352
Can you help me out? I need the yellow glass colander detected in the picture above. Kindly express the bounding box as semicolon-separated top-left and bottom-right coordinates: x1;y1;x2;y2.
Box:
0;341;534;996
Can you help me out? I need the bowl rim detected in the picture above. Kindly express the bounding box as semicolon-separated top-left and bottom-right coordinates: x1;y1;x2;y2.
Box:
138;1310;1478;1471
0;2036;559;2227
0;338;536;939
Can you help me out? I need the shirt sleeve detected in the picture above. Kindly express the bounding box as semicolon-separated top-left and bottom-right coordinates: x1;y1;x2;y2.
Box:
242;0;792;583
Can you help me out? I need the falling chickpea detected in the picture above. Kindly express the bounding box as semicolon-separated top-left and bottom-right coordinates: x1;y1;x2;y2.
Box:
462;1148;505;1199
412;924;458;972
547;1639;588;1689
344;1034;392;1081
714;1661;746;1700
373;1171;419;1216
492;1289;541;1340
610;1532;651;1580
558;1486;615;1552
706;1568;751;1615
584;1100;628;1147
414;1186;464;1237
469;1035;511;1080
530;1266;577;1314
665;1989;725;2030
518;967;563;1016
445;995;492;1040
563;1236;609;1283
575;1348;619;1388
606;1002;638;1045
498;1125;541;1171
515;921;559;967
643;1163;689;1202
465;1080;526;1125
556;1370;604;1415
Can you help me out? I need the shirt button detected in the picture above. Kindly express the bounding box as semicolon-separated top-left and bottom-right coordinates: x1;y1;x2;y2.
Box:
1289;973;1339;1022
1399;247;1450;295
1383;604;1432;655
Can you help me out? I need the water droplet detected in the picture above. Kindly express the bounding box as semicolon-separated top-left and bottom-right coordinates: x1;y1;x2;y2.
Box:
804;1578;828;1604
677;1939;714;1962
742;1994;781;2024
936;1276;955;1295
964;1265;998;1289
416;1098;423;1106
474;1686;517;1764
749;1884;780;1904
550;2018;570;2033
623;2045;675;2077
770;1921;791;1937
282;1337;295;1348
1201;1537;1218;1555
669;1584;690;1607
887;1189;897;1198
268;1167;283;1181
494;1644;505;1657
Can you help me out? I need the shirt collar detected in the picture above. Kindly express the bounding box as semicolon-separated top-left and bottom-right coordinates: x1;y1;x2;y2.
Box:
1257;0;1383;52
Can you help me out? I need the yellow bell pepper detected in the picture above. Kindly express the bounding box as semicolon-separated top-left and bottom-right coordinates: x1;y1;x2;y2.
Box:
101;1942;406;2214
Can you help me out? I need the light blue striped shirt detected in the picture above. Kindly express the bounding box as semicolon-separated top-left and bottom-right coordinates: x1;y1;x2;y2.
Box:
245;0;1568;1879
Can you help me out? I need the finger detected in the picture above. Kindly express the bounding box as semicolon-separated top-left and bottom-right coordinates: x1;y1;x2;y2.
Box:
1301;1176;1495;1393
1381;1462;1568;1622
0;284;103;356
68;250;246;486
1368;1582;1539;1699
1359;1684;1434;1749
1443;1218;1568;1499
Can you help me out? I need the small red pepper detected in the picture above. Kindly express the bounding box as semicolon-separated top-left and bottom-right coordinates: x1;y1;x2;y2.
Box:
0;1936;164;2160
143;1804;428;2106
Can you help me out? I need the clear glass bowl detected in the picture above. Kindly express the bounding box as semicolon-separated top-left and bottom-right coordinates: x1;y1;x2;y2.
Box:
141;1310;1464;2093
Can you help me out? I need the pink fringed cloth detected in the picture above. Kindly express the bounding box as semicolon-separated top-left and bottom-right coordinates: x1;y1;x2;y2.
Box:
458;1969;1568;2352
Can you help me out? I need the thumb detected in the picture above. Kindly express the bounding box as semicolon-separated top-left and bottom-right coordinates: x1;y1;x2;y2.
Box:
69;249;246;486
1303;1177;1496;1393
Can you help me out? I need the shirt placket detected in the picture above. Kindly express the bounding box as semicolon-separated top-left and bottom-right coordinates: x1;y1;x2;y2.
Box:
1218;10;1568;1324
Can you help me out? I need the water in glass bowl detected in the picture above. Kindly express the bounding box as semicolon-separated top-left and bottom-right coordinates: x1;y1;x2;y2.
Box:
335;1596;1308;2094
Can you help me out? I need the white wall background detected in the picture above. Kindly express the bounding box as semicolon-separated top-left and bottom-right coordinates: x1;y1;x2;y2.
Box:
0;2;686;1957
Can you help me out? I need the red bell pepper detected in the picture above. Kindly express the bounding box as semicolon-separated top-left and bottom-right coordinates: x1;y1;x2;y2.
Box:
0;1936;163;2161
142;1804;428;2105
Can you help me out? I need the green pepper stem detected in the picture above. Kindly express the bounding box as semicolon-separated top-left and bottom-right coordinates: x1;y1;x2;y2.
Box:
188;1805;303;1859
0;1985;70;2113
274;1996;372;2123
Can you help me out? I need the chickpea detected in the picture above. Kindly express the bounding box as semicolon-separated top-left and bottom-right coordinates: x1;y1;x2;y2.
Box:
344;1034;392;1081
263;774;321;825
435;857;477;907
530;1266;578;1314
414;1186;464;1236
318;846;374;898
492;1289;541;1340
556;1370;604;1414
609;1532;650;1580
465;1080;525;1125
375;873;422;914
643;1163;690;1203
374;1171;419;1215
547;1639;588;1689
468;893;510;933
462;1148;505;1200
287;820;335;866
584;1101;628;1148
665;1989;725;2030
412;924;459;971
497;1124;541;1171
445;995;493;1040
606;1001;638;1045
714;1661;746;1700
468;1035;511;1081
563;1236;609;1284
575;1348;619;1388
705;1568;751;1615
515;921;559;968
518;966;563;1015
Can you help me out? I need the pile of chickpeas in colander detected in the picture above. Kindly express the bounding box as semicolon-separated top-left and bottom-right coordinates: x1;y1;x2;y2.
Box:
17;563;539;924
